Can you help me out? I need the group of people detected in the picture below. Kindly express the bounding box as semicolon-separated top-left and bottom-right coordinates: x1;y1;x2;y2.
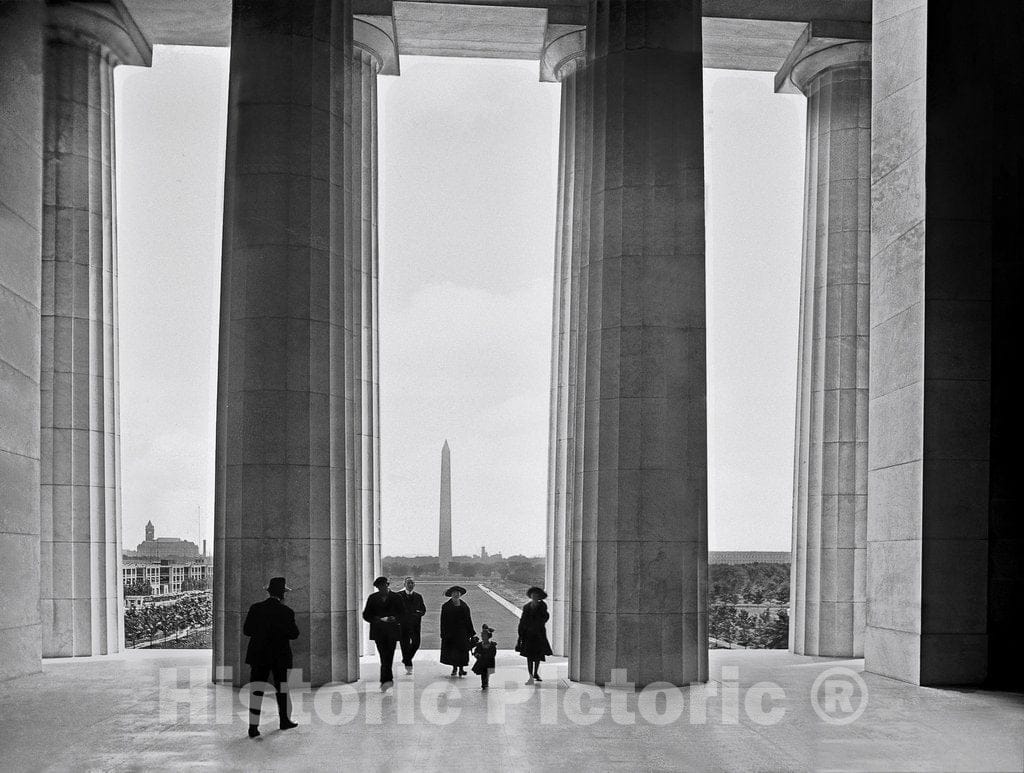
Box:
242;575;553;737
364;578;494;686
361;576;552;690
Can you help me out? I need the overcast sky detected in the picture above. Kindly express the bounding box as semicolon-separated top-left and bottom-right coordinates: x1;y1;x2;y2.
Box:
114;46;805;558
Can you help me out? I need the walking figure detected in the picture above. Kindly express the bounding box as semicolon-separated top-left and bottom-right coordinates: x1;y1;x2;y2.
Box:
471;624;497;690
398;577;426;674
362;576;405;691
440;585;475;677
243;576;299;738
516;586;552;684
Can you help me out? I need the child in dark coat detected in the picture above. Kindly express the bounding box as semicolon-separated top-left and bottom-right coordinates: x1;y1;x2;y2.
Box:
471;624;497;690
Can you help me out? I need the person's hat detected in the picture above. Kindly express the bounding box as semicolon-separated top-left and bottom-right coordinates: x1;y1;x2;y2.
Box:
481;624;494;634
373;576;389;589
526;586;548;599
266;577;291;594
444;585;467;596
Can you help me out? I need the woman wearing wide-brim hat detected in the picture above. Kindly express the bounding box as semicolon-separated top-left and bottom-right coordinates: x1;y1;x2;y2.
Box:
516;586;552;684
439;586;475;677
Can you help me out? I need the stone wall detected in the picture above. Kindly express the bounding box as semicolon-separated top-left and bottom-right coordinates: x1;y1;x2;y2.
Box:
866;0;1024;687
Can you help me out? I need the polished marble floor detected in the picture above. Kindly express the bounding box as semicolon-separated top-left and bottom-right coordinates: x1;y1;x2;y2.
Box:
1;648;1021;771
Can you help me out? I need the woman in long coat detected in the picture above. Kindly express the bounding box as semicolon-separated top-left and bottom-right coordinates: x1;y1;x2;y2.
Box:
439;586;475;677
517;586;553;683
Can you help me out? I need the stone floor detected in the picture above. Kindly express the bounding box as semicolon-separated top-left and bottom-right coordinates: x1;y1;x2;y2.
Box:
1;649;1022;771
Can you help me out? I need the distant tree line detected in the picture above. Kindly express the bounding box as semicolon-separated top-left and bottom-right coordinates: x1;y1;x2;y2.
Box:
381;557;786;603
711;607;789;649
382;556;788;647
709;562;790;649
709;562;789;604
124;592;212;647
382;555;544;586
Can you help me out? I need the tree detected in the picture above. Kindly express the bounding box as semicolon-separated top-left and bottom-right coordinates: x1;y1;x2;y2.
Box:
759;609;789;649
124;581;151;596
709;563;790;604
505;559;542;586
386;561;410;578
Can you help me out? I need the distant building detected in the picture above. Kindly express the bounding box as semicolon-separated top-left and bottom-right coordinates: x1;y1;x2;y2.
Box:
709;551;790;565
123;557;212;598
134;520;199;560
476;547;504;564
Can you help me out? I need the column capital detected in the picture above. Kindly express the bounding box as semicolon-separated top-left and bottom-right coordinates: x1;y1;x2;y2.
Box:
354;15;399;75
775;20;870;95
47;0;151;66
540;25;585;83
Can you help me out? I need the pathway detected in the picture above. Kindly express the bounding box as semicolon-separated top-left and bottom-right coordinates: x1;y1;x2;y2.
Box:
410;581;521;651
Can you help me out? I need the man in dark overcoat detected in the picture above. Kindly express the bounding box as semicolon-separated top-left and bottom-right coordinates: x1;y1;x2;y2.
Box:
362;575;406;690
243;576;300;738
397;576;427;674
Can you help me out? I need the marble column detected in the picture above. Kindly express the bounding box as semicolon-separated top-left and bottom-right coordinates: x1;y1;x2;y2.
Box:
0;0;45;680
214;4;395;686
352;35;380;658
567;41;594;674
779;39;871;658
351;14;393;654
569;0;708;687
542;27;586;657
39;1;149;657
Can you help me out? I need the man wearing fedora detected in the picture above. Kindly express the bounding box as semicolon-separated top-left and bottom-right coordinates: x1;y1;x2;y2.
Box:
362;576;405;691
243;576;300;738
397;576;427;675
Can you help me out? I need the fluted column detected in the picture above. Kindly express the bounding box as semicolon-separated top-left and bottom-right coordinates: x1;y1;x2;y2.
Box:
213;3;395;686
568;41;594;676
214;0;359;687
351;15;390;655
780;39;871;658
39;1;149;657
569;0;708;687
542;28;586;658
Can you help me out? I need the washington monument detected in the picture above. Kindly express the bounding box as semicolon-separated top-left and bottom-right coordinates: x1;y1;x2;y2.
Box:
439;440;452;572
